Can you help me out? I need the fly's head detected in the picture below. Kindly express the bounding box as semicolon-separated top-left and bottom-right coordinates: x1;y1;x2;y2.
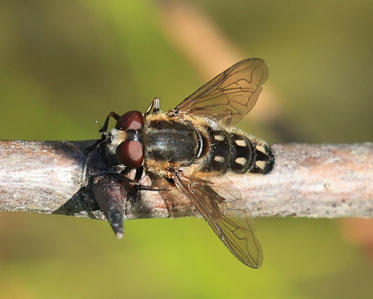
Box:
105;111;145;169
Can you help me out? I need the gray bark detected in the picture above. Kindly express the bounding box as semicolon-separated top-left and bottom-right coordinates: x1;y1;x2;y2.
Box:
0;140;372;220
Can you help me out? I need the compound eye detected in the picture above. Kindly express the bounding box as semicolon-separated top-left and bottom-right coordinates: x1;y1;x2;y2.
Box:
116;111;143;130
116;140;144;168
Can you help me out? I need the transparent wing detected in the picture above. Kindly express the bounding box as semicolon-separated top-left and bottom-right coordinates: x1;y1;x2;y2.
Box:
147;173;195;216
170;58;268;126
174;174;263;268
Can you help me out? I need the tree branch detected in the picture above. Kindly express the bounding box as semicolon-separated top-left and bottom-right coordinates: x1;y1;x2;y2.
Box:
0;140;372;220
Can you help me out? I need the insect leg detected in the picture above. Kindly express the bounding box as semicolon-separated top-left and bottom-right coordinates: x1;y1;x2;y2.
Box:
134;166;144;182
85;138;104;155
99;112;120;136
118;166;143;188
145;97;161;116
85;112;120;158
129;167;170;206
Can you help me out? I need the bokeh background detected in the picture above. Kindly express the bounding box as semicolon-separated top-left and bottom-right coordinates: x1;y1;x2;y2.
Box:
1;0;373;298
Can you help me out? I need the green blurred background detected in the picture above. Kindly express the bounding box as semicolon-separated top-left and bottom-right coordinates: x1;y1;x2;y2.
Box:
0;0;373;298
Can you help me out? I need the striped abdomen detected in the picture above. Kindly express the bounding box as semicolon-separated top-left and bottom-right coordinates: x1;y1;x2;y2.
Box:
200;128;274;175
143;117;274;176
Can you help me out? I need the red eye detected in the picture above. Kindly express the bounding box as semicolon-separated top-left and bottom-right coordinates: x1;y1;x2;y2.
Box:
116;111;143;130
116;140;144;168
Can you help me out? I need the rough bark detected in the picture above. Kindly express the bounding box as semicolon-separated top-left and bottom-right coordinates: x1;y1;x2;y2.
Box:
0;140;372;220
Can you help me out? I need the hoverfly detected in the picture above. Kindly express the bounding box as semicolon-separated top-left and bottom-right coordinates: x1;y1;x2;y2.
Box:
91;58;274;268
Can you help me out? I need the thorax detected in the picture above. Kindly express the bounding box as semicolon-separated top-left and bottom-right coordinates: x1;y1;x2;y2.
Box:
143;113;202;174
